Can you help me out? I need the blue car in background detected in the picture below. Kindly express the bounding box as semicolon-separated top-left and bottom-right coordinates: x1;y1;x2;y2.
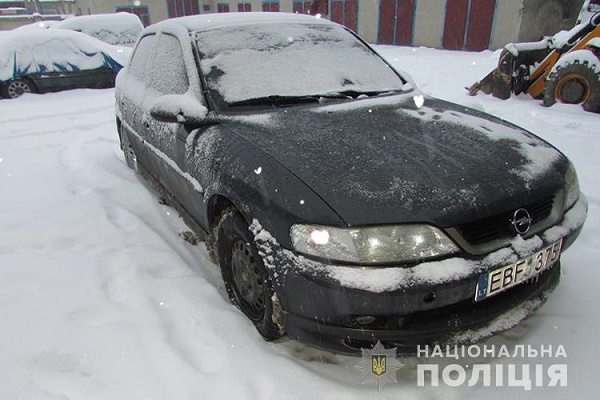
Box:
0;28;131;99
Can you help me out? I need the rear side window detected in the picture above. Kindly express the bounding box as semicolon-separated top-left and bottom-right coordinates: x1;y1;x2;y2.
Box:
128;34;157;82
147;34;189;95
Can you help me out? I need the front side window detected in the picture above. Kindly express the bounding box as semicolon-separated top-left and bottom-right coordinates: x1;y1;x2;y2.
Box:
195;23;405;110
147;34;189;95
128;34;157;81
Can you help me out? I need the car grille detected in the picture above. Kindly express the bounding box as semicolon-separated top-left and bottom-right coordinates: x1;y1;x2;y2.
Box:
444;192;565;256
456;195;555;245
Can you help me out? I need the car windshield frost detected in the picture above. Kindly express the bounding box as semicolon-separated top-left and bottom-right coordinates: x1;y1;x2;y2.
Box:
194;23;406;109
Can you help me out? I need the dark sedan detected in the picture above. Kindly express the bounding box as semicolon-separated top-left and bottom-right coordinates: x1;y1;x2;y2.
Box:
115;13;587;354
0;29;130;99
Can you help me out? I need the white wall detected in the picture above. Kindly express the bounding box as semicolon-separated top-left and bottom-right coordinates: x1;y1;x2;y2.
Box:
413;0;446;49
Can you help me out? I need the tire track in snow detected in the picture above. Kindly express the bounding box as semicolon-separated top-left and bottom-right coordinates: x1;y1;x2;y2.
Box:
49;101;247;382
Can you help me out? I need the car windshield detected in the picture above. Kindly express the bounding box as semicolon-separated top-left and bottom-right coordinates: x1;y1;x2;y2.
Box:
194;23;406;110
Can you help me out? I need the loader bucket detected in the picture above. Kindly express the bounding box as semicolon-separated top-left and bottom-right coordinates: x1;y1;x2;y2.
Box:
467;50;515;100
467;44;554;100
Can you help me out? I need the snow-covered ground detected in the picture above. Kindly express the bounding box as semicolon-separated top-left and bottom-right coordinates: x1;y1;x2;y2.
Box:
1;46;598;399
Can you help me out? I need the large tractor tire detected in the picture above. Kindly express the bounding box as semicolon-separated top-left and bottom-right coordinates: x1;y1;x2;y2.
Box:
544;60;600;113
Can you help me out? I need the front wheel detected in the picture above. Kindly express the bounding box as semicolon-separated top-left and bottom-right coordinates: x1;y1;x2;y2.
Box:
544;61;600;113
217;211;284;340
3;79;34;99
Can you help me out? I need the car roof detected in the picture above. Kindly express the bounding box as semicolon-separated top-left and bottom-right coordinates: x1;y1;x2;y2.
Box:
145;12;335;35
49;12;143;45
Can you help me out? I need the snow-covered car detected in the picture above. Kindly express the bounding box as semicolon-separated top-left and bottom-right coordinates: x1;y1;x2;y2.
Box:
50;13;143;46
0;29;130;99
115;13;588;354
13;20;60;31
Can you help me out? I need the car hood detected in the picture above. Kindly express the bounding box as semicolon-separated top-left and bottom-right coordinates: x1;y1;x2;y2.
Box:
224;94;567;227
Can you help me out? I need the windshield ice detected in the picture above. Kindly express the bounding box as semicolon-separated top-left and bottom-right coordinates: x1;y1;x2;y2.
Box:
195;23;405;107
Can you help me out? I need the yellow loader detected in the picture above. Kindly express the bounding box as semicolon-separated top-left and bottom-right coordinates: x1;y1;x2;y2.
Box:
467;12;600;113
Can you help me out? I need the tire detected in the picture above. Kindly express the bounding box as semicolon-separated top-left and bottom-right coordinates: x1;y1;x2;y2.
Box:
217;211;284;340
544;61;600;113
3;78;34;99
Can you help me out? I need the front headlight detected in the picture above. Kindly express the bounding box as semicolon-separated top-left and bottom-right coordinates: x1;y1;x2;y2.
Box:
564;162;580;210
290;224;460;264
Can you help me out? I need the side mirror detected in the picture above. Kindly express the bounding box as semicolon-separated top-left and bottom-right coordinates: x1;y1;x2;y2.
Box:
150;93;209;124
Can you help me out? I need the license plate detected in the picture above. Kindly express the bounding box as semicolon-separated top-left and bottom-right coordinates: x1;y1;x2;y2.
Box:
475;240;562;302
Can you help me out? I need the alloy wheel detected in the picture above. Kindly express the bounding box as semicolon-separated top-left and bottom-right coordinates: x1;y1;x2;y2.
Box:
7;80;32;99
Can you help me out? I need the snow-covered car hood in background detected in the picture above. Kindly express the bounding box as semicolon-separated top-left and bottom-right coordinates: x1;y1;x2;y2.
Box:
0;29;132;82
226;94;568;228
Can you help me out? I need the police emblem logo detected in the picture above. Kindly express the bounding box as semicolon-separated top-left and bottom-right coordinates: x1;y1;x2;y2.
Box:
372;355;386;376
356;341;404;390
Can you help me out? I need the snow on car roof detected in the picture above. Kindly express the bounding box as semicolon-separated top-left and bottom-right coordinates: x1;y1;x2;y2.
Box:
0;29;131;82
146;11;334;34
51;12;143;45
13;20;60;31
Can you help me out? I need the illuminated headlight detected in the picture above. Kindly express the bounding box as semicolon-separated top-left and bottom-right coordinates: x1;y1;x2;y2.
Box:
564;162;580;209
290;224;460;264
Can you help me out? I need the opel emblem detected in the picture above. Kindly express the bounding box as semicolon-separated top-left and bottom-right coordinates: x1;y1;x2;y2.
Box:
511;208;532;235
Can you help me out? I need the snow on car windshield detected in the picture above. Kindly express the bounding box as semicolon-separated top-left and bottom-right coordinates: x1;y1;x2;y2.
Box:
195;23;405;106
0;30;131;82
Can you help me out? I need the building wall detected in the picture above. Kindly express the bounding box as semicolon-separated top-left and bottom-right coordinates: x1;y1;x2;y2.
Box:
413;0;445;48
489;0;522;49
0;13;61;30
72;0;168;24
517;0;583;42
3;0;588;49
357;0;377;43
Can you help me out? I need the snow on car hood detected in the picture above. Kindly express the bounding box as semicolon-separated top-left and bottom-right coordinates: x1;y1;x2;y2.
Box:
226;94;567;228
0;29;131;82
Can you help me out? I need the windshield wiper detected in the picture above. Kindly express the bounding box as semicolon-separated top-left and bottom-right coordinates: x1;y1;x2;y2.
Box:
226;90;402;109
317;89;401;100
227;95;320;108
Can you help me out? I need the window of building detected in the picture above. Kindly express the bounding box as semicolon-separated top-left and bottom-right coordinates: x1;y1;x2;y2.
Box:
292;0;312;14
262;0;279;12
116;5;151;27
166;0;200;18
238;2;251;12
217;3;230;12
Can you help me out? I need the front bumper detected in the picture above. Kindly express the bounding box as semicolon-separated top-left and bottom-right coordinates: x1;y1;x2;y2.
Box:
251;195;587;355
283;264;560;354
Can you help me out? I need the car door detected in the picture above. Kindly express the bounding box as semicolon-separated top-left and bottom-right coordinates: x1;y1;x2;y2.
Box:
140;32;214;230
117;33;157;174
32;39;91;92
